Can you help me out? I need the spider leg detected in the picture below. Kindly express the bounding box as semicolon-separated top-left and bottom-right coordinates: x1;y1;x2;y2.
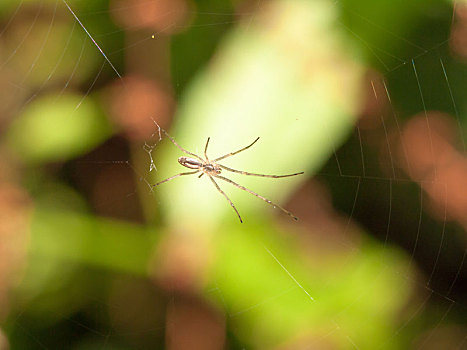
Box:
219;164;304;178
213;137;260;162
160;128;204;161
152;170;199;187
214;174;298;220
208;175;243;223
204;137;210;160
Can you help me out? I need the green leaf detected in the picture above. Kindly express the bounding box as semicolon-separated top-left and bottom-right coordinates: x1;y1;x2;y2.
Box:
155;0;363;226
6;93;112;163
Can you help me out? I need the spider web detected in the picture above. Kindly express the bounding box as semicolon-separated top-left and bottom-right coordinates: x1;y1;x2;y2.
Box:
1;0;467;349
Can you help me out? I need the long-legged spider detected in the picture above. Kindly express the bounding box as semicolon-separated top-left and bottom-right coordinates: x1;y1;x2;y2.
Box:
153;129;304;223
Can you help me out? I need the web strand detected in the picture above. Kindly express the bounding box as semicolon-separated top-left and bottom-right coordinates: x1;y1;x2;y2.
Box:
62;0;122;79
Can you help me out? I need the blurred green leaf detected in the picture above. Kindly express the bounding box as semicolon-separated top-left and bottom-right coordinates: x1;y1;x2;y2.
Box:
208;223;413;349
29;208;153;274
155;0;363;226
6;93;112;163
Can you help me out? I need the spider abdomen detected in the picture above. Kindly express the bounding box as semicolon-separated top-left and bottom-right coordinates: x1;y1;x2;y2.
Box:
178;156;202;169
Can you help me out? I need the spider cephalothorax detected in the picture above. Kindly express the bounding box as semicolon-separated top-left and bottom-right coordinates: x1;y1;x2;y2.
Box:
155;131;303;223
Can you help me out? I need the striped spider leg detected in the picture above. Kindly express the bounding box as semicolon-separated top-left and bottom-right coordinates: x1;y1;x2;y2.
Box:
152;130;304;223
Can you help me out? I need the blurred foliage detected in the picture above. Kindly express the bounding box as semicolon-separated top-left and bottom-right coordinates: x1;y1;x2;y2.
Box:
158;0;362;226
7;93;111;163
209;223;413;349
0;0;466;349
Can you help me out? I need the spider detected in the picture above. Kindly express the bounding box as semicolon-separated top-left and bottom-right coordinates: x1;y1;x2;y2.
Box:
153;129;304;223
